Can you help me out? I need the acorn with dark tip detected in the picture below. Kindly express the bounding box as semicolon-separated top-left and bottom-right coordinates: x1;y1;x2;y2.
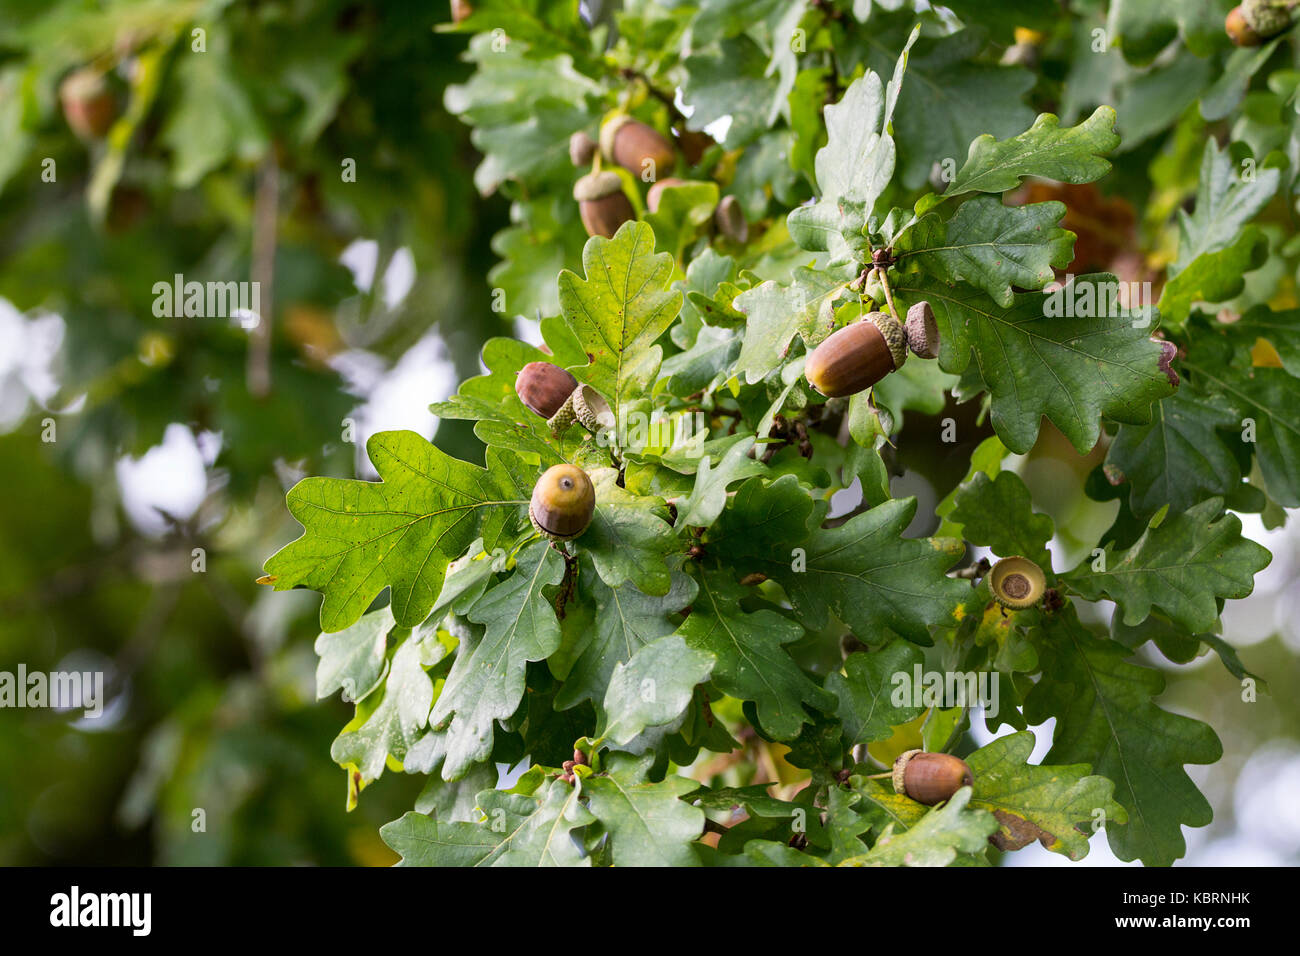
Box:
530;464;596;541
600;115;675;178
574;171;634;238
805;312;907;398
989;555;1047;610
515;362;577;420
893;750;974;806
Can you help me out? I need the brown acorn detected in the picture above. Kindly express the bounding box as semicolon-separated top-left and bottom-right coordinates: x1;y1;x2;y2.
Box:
645;177;686;213
59;68;117;140
569;130;597;167
892;750;974;806
450;0;473;23
989;556;1047;611
600;115;675;179
529;464;596;541
805;313;906;398
515;362;578;419
574;171;634;238
713;195;748;243
905;300;941;359
1226;5;1264;43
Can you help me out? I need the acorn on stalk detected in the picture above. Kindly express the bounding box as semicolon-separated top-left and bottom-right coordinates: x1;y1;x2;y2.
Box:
515;362;578;420
1226;0;1293;45
804;312;908;398
574;171;635;238
892;750;974;806
600;115;675;179
529;464;596;541
569;130;597;166
988;556;1047;611
60;68;117;140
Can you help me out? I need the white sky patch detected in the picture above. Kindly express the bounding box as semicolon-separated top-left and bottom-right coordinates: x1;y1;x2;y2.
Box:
0;298;65;431
339;240;416;310
115;423;207;537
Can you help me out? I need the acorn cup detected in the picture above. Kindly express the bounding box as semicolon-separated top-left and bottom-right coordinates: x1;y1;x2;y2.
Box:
1235;0;1293;44
529;464;596;541
905;300;941;359
988;556;1047;610
600;115;676;179
572;384;614;434
805;311;907;398
574;171;635;239
713;195;748;243
892;750;974;806
516;362;578;420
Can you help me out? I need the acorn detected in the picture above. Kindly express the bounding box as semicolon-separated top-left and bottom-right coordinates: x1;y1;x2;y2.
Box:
450;0;473;23
1226;5;1264;43
805;312;907;398
989;556;1047;611
645;177;686;213
574;171;635;239
905;300;940;359
600;115;675;179
529;464;596;541
516;362;578;420
713;195;748;243
59;68;117;140
892;750;974;806
569;130;597;167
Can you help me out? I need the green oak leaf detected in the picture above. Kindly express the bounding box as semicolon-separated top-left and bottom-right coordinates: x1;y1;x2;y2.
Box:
893;274;1176;454
1172;139;1280;273
676;568;836;740
675;436;764;529
1024;605;1222;866
936;106;1120;202
849;785;997;867
714;477;967;644
897;197;1075;307
733;267;845;384
581;753;704;866
680;36;780;149
263;432;529;632
1158;226;1268;328
1063;498;1271;633
967;731;1125;861
826;642;926;748
331;631;441;785
1233;305;1300;377
949;470;1054;570
644;180;720;263
430;540;566;780
1105;388;1245;521
553;566;696;715
557;221;682;412
600;634;716;747
581;467;678;595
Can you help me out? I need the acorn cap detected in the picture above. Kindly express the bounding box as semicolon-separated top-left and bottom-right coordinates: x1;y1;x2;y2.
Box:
573;170;625;202
599;115;634;166
572;384;614;433
1243;0;1291;37
546;391;577;434
989;555;1047;610
868;311;909;370
529;464;596;541
805;319;897;398
714;195;748;243
892;749;923;797
516;362;578;419
905;301;941;359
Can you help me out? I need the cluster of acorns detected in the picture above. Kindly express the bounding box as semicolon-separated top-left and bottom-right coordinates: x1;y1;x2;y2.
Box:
514;362;611;543
569;117;746;242
804;301;941;398
1226;0;1296;44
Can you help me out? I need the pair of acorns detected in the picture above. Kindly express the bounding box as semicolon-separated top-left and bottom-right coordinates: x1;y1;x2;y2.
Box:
516;361;607;541
1226;0;1295;44
804;302;940;398
570;116;746;241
